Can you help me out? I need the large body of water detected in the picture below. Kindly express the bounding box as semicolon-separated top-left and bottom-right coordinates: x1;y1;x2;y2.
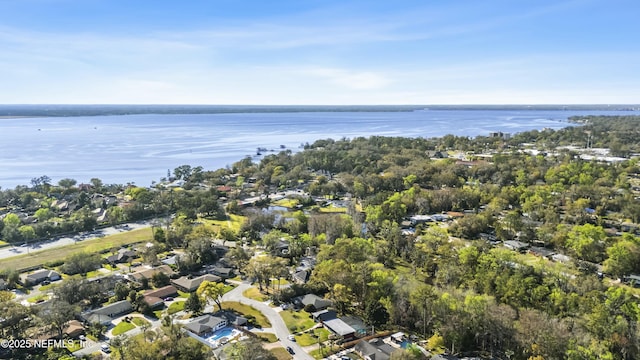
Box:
0;109;631;189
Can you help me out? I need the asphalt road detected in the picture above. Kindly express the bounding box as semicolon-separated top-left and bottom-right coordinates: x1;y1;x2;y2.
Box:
0;220;153;260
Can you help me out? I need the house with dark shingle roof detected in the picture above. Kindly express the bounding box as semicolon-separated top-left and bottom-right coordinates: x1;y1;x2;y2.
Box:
171;274;222;292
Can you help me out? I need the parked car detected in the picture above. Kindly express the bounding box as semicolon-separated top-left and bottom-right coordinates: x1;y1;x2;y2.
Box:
286;346;295;354
164;297;174;302
287;334;295;341
101;344;111;353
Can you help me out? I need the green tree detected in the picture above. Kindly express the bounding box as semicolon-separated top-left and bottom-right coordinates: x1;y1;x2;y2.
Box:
1;213;22;243
185;292;203;315
223;338;277;360
566;224;606;262
603;235;640;278
196;280;226;310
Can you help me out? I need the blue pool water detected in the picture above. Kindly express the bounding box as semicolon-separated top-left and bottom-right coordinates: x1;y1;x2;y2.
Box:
401;340;411;349
209;327;234;341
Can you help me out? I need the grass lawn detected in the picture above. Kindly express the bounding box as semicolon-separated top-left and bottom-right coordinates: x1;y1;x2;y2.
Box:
38;283;56;292
295;328;330;346
0;240;9;248
153;310;164;319
270;347;293;360
84;269;103;279
131;317;150;327
27;293;49;303
257;332;278;343
65;340;85;353
168;300;186;315
177;290;190;298
269;278;290;287
223;284;236;294
310;344;341;359
318;206;347;213
112;320;136;336
0;227;152;272
273;198;298;208
280;309;315;333
204;214;246;233
219;301;271;328
242;286;270;302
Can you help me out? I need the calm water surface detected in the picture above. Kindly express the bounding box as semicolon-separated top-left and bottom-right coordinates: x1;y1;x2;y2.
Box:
0;110;629;188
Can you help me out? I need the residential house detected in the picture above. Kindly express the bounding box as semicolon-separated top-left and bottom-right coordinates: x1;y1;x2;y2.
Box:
355;338;398;360
128;265;175;284
65;320;86;338
20;269;61;286
106;248;137;265
311;309;337;322
311;310;358;341
292;270;310;284
183;314;228;337
210;266;234;279
81;300;133;325
143;285;178;309
323;317;357;342
171;274;222;292
503;240;530;253
295;294;332;311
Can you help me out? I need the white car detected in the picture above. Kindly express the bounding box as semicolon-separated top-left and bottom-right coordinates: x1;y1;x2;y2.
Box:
288;334;296;341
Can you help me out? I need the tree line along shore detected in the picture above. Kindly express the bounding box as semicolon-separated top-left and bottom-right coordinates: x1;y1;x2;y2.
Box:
1;115;640;360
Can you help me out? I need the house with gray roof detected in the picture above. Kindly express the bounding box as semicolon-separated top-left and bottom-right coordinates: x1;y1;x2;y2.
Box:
20;269;61;286
355;338;398;360
295;294;332;311
183;314;228;336
171;274;222;292
128;265;175;283
81;300;133;325
106;248;137;264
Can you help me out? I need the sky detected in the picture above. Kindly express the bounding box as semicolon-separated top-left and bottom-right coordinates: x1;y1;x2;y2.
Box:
0;0;639;105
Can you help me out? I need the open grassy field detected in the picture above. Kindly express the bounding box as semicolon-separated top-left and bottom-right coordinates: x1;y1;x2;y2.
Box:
0;227;152;272
219;301;271;328
202;214;246;233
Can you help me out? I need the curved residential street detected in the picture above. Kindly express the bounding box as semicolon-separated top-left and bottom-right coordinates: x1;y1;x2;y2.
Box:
222;281;315;360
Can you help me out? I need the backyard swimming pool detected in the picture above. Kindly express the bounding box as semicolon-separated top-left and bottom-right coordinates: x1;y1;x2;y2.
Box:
205;327;242;348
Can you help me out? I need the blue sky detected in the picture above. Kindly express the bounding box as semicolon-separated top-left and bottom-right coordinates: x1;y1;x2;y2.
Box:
0;0;638;104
